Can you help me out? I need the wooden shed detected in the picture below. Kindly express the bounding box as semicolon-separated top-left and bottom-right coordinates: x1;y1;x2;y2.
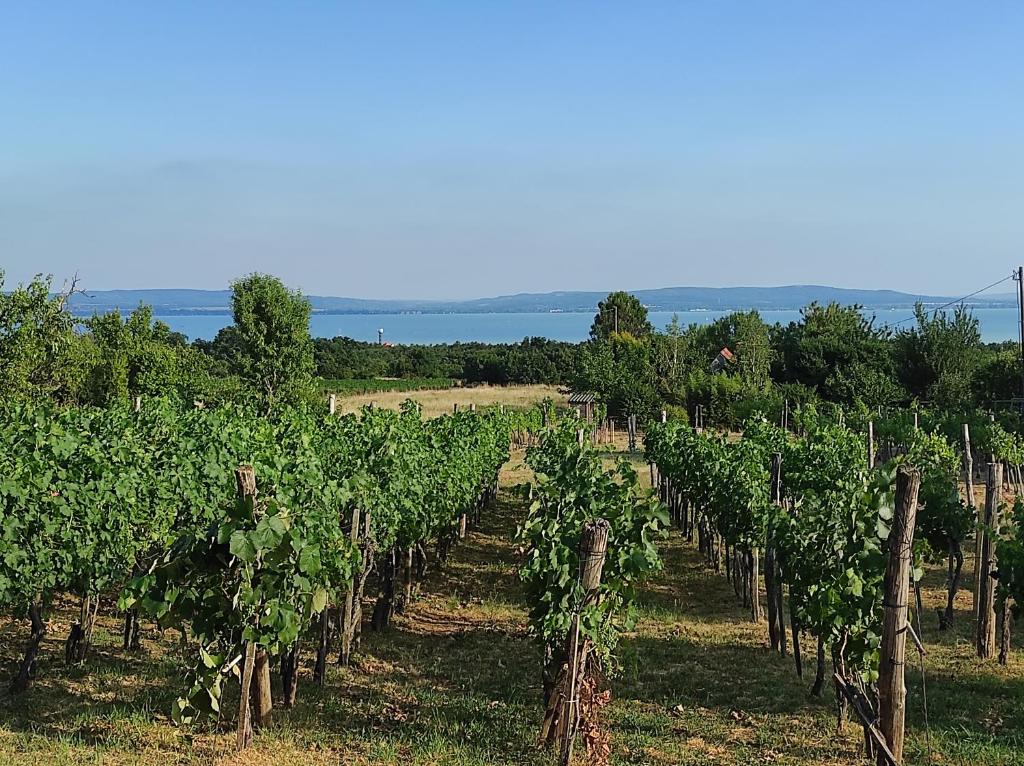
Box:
568;392;596;423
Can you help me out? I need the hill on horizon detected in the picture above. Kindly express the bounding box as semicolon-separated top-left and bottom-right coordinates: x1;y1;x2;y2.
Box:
63;284;1013;316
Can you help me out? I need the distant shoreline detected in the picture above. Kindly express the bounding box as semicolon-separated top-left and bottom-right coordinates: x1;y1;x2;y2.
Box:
69;301;1017;318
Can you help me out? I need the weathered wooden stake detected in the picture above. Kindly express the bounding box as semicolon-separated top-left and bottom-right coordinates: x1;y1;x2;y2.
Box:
748;548;761;623
338;506;362;668
868;421;875;468
558;519;610;766
233;465;270;744
236;640;256;750
964;424;981;621
253;650;273;729
876;464;921;765
977;463;1003;659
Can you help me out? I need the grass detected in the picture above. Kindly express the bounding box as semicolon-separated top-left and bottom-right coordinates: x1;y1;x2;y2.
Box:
333;383;564;419
1;443;1023;764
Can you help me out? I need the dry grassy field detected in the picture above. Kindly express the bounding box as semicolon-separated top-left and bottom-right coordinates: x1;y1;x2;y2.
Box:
334;384;565;419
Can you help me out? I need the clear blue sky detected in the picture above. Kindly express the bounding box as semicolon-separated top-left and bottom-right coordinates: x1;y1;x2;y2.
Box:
2;2;1022;299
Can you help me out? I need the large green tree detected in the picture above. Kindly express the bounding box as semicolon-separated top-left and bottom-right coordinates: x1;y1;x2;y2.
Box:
82;304;211;405
589;291;653;341
0;272;84;402
896;303;982;409
229;274;315;412
773;302;901;407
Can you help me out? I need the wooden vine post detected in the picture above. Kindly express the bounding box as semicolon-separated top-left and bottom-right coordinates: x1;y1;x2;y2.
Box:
764;452;786;654
234;465;259;750
963;424;982;621
335;506;362;670
328;393;337;415
977;462;1003;659
541;519;610;766
867;421;875;469
876;464;921;766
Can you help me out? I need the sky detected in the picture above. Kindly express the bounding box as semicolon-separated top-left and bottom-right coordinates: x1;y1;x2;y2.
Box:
2;2;1023;299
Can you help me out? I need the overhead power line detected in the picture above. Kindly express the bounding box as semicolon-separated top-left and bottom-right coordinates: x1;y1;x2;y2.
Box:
887;273;1015;327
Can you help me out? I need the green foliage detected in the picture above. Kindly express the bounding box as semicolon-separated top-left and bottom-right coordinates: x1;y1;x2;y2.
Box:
574;336;659;419
0;394;513;720
82;304;212;405
647;412;922;682
589;291;653;341
229;274;315;412
0;272;82;403
773;302;899;408
898;303;982;409
518;419;667;670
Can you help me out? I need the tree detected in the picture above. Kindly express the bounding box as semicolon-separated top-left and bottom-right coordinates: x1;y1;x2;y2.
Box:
574;335;659;419
897;303;981;409
589;292;653;341
230;274;315;412
82;304;213;405
0;271;84;403
773;302;901;408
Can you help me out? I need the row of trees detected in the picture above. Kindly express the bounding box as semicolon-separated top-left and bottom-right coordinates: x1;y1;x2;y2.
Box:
1;271;315;412
575;290;1019;424
5;271;1018;427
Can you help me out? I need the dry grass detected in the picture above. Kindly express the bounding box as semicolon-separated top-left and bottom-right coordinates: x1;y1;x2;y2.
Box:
335;384;565;419
1;446;1023;765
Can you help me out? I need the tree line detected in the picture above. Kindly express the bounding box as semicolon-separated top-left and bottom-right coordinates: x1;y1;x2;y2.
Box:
575;290;1022;426
4;272;1018;423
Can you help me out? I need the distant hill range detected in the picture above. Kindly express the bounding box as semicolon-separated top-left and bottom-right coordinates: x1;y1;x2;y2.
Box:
65;285;1015;316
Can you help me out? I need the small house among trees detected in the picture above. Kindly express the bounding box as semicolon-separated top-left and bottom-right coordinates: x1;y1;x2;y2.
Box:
710;347;735;373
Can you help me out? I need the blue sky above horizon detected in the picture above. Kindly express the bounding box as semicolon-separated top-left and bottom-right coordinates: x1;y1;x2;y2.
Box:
2;2;1023;299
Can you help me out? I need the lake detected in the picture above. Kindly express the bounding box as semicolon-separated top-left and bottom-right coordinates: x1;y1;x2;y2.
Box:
152;308;1022;345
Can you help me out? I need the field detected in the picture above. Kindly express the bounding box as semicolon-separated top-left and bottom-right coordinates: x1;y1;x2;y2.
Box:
1;436;1022;766
333;384;565;419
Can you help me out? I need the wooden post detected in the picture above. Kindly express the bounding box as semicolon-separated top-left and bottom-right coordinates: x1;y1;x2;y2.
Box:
748;548;761;623
338;507;362;668
470;403;476;413
661;410;667;424
453;403;458;413
235;465;258;749
558;519;610;766
876;465;921;766
962;424;981;621
253;650;273;729
328;393;337;415
236;640;256;749
133;395;142;412
868;421;875;469
977;463;1003;659
402;546;414;610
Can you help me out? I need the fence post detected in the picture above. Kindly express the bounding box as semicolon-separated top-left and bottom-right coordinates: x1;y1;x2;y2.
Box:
876;465;920;765
867;421;875;469
328;393;337;415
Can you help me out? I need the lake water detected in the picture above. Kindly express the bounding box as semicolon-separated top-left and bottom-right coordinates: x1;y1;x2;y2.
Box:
154;307;1022;345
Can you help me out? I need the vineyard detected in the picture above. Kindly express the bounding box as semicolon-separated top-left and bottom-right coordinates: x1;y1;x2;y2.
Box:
1;395;1023;765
